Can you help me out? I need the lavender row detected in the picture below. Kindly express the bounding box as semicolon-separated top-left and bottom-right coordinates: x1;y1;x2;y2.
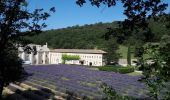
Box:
23;64;148;98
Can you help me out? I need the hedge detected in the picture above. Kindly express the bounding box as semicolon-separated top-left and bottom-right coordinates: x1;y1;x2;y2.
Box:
118;67;134;74
98;66;134;74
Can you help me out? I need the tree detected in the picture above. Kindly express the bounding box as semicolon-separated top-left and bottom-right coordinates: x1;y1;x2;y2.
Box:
0;0;54;98
137;37;170;99
62;54;80;64
127;45;131;65
103;39;120;65
0;44;23;97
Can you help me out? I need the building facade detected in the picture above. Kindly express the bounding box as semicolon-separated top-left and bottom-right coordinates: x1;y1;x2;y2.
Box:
18;44;106;66
49;49;106;66
18;44;50;65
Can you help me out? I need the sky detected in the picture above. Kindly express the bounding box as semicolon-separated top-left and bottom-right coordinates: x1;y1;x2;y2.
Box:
28;0;170;30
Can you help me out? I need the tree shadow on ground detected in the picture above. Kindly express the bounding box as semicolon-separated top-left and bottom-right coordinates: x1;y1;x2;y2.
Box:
3;88;92;100
3;87;55;100
65;90;91;100
2;69;91;100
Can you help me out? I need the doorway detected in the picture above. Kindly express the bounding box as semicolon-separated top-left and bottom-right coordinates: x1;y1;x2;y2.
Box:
79;60;84;65
89;62;92;66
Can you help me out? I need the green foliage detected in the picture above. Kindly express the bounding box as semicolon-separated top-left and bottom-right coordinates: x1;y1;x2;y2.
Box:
26;22;119;49
62;54;80;64
26;15;170;61
0;0;54;98
103;39;120;64
117;45;128;59
27;22;120;64
0;44;24;99
76;0;168;45
98;66;134;74
0;46;23;85
118;66;134;74
127;45;131;65
136;37;170;99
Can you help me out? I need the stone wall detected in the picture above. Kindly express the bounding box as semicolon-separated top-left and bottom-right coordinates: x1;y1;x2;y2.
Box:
118;59;137;66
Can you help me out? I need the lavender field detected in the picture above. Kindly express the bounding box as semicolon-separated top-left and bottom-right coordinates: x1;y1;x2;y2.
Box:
21;64;148;99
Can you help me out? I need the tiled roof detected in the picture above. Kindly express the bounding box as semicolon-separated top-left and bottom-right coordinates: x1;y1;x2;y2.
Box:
18;44;50;52
50;49;107;54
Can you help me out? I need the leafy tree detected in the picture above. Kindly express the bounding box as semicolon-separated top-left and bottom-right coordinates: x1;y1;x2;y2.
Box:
137;37;170;99
0;0;54;98
103;39;120;65
62;54;80;64
127;45;131;65
0;44;23;98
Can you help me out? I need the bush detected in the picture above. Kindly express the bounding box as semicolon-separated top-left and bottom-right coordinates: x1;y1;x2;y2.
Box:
118;67;134;74
98;65;134;74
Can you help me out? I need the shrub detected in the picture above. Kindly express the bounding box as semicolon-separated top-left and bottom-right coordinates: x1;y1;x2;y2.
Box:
118;67;134;74
62;54;80;64
98;66;134;74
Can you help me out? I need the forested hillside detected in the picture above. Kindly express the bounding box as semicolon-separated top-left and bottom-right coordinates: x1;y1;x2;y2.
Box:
26;14;170;61
26;15;169;49
26;22;119;49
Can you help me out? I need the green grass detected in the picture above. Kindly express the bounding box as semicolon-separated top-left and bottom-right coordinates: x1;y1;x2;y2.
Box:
117;45;152;59
127;72;142;76
117;45;135;59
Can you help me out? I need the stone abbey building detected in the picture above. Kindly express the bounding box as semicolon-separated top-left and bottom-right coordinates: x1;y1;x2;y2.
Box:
18;44;106;66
